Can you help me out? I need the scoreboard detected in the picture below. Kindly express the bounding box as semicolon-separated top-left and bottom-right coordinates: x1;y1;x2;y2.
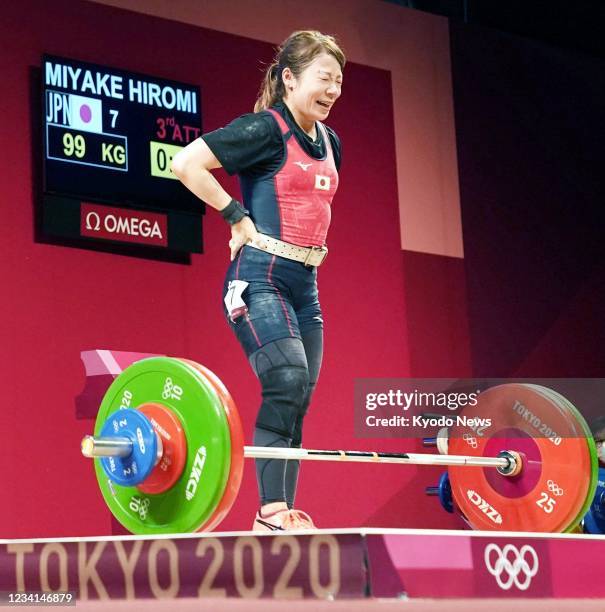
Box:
41;55;204;254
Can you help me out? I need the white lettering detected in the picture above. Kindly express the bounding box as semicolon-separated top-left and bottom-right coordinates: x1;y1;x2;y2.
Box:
116;216;129;234
148;83;162;108
128;79;196;111
104;214;117;233
110;75;123;98
89;213;164;239
81;70;95;94
129;78;144;103
67;65;82;90
150;222;161;238
186;447;207;501
85;212;101;231
46;92;71;124
45;63;124;99
467;489;503;524
95;72;110;97
45;62;62;87
176;89;196;113
161;87;176;109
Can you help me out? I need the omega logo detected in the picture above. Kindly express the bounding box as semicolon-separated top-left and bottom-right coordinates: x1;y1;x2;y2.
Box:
85;211;163;239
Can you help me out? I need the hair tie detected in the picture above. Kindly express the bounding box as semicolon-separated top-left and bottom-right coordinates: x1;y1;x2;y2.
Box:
276;62;287;78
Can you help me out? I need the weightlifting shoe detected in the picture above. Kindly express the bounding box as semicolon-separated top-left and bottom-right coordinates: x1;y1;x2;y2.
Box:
253;508;316;531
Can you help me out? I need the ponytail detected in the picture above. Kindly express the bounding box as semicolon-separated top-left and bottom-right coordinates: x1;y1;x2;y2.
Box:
254;61;284;113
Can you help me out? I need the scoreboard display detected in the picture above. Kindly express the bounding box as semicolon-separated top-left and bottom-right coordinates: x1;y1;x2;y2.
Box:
41;55;204;254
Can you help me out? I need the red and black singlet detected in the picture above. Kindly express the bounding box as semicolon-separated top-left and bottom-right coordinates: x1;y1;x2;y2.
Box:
239;110;339;247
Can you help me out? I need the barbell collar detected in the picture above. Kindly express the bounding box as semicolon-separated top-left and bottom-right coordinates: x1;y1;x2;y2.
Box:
496;450;523;477
81;434;164;465
81;435;133;458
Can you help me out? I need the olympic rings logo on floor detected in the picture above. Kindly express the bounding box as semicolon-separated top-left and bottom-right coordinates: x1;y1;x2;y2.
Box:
484;543;539;591
547;479;564;496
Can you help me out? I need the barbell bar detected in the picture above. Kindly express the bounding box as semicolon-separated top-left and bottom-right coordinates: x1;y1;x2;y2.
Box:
82;436;520;472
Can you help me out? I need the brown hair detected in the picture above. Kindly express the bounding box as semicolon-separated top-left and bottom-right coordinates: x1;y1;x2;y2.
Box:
254;30;346;112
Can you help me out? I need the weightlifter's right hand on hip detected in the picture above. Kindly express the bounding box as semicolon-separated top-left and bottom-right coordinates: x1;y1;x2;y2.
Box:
229;217;267;261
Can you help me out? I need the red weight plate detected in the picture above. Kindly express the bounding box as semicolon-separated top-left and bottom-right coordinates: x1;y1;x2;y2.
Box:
524;384;598;532
177;359;245;531
137;402;188;495
448;383;594;532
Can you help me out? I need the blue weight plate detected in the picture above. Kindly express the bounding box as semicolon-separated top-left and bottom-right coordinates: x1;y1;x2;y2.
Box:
438;471;454;513
99;408;158;486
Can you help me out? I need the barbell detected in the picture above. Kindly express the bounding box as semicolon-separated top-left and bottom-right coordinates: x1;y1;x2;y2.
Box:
81;357;599;534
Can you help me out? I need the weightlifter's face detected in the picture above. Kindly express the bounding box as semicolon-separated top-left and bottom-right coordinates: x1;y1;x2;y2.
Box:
282;53;343;129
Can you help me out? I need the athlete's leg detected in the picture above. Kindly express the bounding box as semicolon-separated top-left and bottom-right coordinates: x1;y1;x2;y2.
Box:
224;248;322;527
223;248;311;512
249;338;309;506
285;326;323;508
285;271;324;508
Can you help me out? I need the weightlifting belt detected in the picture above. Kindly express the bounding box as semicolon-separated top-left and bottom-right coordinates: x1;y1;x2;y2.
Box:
247;234;328;267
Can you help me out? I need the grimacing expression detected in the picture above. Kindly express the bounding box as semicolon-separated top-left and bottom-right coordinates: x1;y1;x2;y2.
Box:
283;53;343;123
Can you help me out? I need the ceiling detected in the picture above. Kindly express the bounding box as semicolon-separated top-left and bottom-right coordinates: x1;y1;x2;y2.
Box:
383;0;605;59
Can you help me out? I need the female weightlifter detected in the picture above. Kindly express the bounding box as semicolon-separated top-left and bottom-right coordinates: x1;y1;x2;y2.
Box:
172;31;345;530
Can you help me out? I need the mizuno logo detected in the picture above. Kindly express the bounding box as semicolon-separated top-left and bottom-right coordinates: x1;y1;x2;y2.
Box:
294;161;312;171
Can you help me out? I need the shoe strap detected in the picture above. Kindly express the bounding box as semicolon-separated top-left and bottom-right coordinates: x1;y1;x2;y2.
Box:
255;518;285;531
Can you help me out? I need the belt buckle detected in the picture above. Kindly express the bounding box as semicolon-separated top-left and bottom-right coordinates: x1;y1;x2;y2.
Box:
304;245;328;267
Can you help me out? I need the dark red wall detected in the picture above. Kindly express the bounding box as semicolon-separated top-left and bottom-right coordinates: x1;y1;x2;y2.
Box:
2;0;465;537
450;22;605;379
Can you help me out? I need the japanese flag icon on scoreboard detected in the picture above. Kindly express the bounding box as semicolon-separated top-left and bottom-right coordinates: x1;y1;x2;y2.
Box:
68;94;103;133
46;91;103;134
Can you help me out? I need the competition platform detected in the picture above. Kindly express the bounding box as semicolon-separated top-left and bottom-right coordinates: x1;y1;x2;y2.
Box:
2;528;605;607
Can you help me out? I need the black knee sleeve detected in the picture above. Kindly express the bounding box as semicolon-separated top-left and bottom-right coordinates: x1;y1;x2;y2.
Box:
256;366;310;438
291;381;316;447
249;337;307;377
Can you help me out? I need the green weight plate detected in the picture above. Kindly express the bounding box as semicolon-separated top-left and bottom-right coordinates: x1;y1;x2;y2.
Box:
525;384;599;532
94;357;231;534
176;359;244;532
